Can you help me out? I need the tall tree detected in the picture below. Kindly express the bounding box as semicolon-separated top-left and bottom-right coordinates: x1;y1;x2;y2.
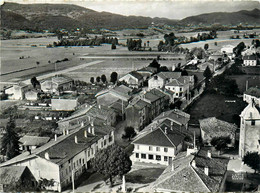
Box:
122;127;136;141
203;66;212;86
243;152;260;173
96;76;101;83
30;76;40;89
1;117;20;160
90;77;95;84
110;72;118;84
91;144;132;186
204;43;209;51
210;136;231;154
101;74;107;83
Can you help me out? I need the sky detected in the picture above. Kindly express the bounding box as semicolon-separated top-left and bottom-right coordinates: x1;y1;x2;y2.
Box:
3;0;260;19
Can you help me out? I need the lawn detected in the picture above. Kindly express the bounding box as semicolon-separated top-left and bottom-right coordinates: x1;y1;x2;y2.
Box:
125;168;165;184
228;74;260;93
185;92;247;125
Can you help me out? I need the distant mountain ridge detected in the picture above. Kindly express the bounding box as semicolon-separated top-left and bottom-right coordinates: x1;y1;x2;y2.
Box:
1;2;259;31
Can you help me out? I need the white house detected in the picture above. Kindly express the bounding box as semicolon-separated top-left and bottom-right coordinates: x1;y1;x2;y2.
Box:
25;90;39;101
148;72;182;89
243;55;258;66
119;71;144;88
0;124;115;192
131;126;185;166
5;83;30;100
41;75;73;94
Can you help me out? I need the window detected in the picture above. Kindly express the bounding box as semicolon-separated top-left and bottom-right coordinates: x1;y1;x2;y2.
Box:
104;139;107;146
148;154;154;160
136;153;139;158
156;147;160;152
141;154;146;159
251;120;255;125
156;155;161;161
149;146;153;151
164;148;168;152
179;93;182;97
79;159;81;164
88;150;90;157
82;159;84;164
164;156;168;162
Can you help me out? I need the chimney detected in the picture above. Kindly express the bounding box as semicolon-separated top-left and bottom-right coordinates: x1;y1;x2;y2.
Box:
92;127;95;135
164;127;168;134
63;129;65;136
163;112;165;116
91;120;94;127
45;152;50;160
88;116;91;121
84;130;87;138
171;121;173;130
54;134;57;141
98;104;101;109
207;150;212;159
204;167;209;176
150;126;153;131
171;163;175;172
75;136;78;144
191;160;196;168
81;121;84;128
66;130;69;135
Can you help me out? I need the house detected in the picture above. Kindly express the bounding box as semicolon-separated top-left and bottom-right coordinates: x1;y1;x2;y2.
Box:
95;85;133;108
41;75;73;94
165;76;194;99
131;126;185;165
153;148;229;192
243;87;260;107
198;61;216;72
126;99;151;131
239;100;260;158
51;98;78;111
0;123;115;192
4;83;30;100
57;104;116;130
153;109;190;130
119;71;144;88
137;66;157;80
0;166;37;191
221;45;235;54
148;72;182;89
243;55;258;66
19;135;50;151
199;117;237;146
25;90;39;101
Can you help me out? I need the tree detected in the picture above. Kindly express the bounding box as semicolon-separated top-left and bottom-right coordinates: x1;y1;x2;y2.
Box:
110;72;118;84
101;74;107;83
203;66;212;86
122;127;136;141
37;178;55;190
233;42;246;56
96;76;101;83
210;136;231;153
148;59;160;69
204;43;209;51
31;76;40;89
1;117;20;160
90;144;132;186
111;43;116;50
90;77;95;84
181;70;188;76
243;152;260;173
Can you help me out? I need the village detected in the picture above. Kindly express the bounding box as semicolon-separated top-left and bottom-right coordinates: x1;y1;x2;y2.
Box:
0;29;259;192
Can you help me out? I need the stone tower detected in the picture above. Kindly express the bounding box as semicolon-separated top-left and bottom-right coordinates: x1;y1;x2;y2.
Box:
239;100;260;158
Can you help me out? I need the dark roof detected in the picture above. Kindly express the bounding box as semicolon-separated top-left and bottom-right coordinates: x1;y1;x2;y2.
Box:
133;99;151;110
0;166;27;184
143;92;160;102
157;72;182;80
244;87;260;98
154;109;190;126
19;136;50;147
137;66;157;73
243;55;257;60
129;71;143;80
133;127;184;147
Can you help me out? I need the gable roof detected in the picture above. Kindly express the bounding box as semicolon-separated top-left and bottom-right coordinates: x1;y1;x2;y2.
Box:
154;109;190;126
133;127;184;148
143;92;160;102
0;166;27;184
240;101;260;120
157;72;182;80
243;55;257;60
244;87;260;98
19;135;50;147
129;71;143;80
199;117;237;136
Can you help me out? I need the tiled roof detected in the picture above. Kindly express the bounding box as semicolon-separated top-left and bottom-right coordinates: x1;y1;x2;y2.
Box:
129;71;143;80
51;75;73;85
244;87;260;98
165;79;184;86
133;99;151;110
154;109;190;126
199;117;237;136
133;127;184;148
143;92;160;102
157;72;182;80
243;55;257;60
0;124;114;167
19;135;50;147
150;88;169;99
0;166;27;184
113;85;133;94
154;153;209;192
137;66;157;73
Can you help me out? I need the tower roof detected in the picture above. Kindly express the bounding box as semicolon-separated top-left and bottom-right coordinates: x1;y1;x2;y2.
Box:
240;100;260;120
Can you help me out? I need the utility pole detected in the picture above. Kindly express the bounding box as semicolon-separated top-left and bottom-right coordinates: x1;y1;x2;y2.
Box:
246;80;248;91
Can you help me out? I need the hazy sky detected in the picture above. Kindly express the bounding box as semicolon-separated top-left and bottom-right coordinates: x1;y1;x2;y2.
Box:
3;0;260;19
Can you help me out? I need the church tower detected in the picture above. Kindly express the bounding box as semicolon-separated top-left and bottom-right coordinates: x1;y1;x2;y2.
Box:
239;100;260;158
